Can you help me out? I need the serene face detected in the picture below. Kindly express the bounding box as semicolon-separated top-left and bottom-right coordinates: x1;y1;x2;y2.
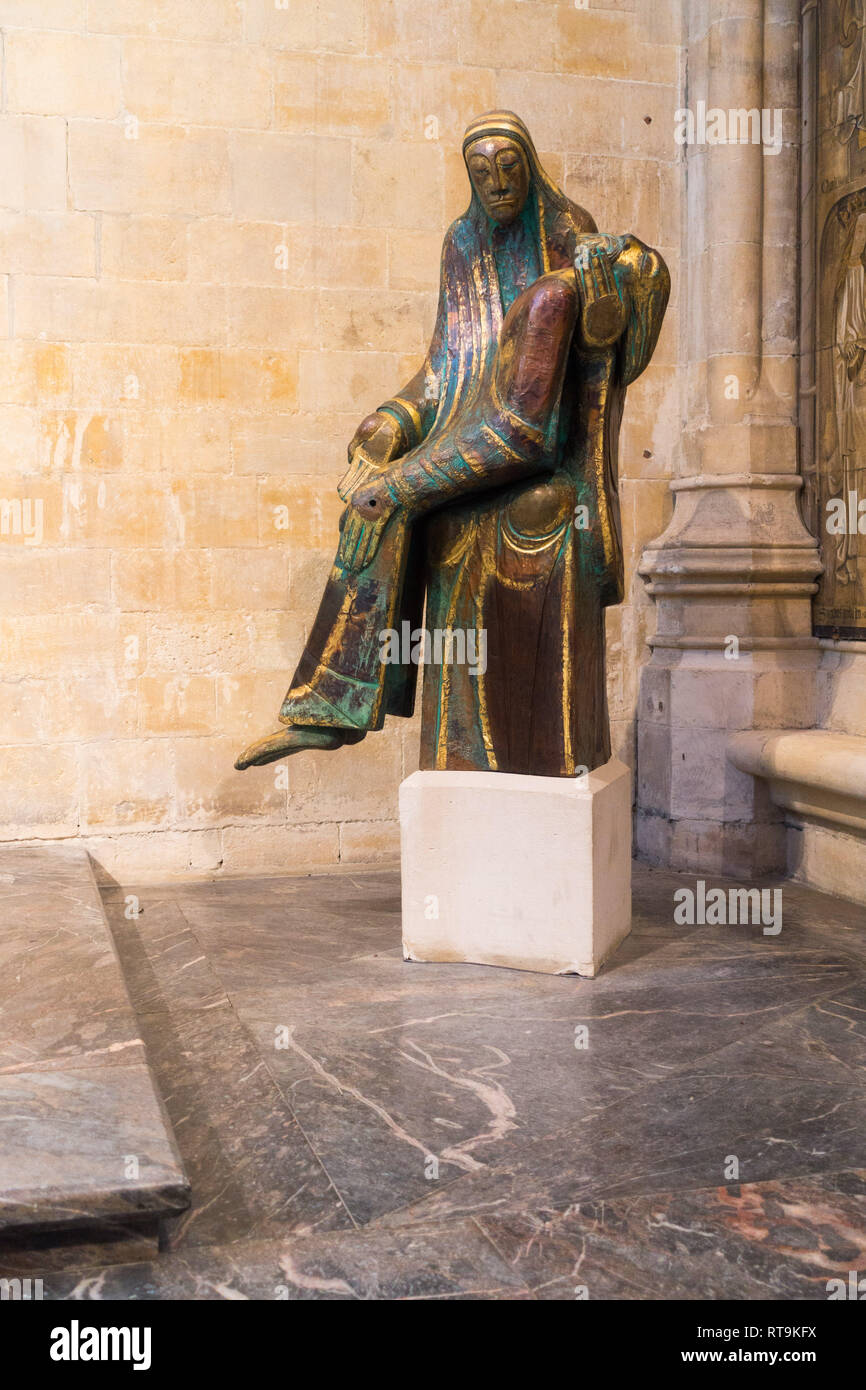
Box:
466;136;530;226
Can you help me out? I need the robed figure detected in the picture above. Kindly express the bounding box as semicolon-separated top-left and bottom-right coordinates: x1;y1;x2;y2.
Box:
829;211;866;588
236;111;669;778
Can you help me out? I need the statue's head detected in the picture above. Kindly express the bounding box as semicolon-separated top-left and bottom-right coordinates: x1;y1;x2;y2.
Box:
464;134;530;226
461;111;593;248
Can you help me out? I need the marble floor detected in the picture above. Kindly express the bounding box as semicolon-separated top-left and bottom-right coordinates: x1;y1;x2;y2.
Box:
3;861;865;1300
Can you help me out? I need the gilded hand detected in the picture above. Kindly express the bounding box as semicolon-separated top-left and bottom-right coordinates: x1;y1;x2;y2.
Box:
574;236;626;347
336;477;401;573
339;412;403;503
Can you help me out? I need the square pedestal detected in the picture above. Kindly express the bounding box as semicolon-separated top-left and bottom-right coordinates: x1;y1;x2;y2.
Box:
399;759;632;977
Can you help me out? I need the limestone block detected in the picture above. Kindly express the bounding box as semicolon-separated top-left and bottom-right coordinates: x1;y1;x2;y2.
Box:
557;8;671;83
69;122;231;217
228;287;316;352
88;0;241;41
243;0;365;53
231;415;355;477
14;276;225;346
219;822;340;876
3;0;83;25
495;70;675;162
79;737;174;832
393;64;497;144
215;672;290;742
186;221;314;288
0;211;96;277
353;140;443;229
275;55;392;137
0;343;72;406
309;229;390;289
122;38;271;128
173;735;285;826
818;651;866;737
2;613;146;679
297;349;402;417
101;215;187;281
387;230;442;292
144;614;255;675
6;31;122;119
565;152;661;250
340;820;401;864
0;745;78;836
84;828;225;884
0;404;39;474
230;133;351;223
111;550;212;612
459;0;558;70
70;345;178;409
178;349;298;411
367;0;461;63
0;116;67;212
210;548;288;611
400;760;632;978
788;823;866;907
317;290;430;356
257;476;344;550
138;675;216;736
2;552;106;617
285;732;405;825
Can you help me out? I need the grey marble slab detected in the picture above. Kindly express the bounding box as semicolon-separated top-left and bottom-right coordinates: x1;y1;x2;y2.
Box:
0;1222;160;1277
377;1072;866;1231
133;1002;352;1248
0;853;140;1073
8;856;865;1298
40;1219;529;1300
0;1062;189;1232
675;982;866;1085
476;1170;866;1300
226;930;857;1224
104;897;228;1015
172;898;400;992
0;846;189;1235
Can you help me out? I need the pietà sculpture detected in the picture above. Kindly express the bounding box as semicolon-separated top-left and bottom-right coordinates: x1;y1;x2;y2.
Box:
236;111;669;778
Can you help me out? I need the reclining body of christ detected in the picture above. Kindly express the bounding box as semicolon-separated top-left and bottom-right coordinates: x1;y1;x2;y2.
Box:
236;111;669;779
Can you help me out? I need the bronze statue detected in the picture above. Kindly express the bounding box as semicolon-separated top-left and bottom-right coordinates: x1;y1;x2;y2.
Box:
236;111;669;778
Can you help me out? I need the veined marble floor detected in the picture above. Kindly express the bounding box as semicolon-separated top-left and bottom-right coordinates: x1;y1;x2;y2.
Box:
3;862;865;1300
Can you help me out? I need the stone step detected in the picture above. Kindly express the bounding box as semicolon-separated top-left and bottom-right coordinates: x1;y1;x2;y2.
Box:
0;844;189;1239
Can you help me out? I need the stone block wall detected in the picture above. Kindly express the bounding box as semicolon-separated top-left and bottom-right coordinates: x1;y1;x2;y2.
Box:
0;0;683;881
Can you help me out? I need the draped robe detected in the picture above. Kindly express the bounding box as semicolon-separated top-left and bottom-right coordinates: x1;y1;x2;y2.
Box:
275;117;670;777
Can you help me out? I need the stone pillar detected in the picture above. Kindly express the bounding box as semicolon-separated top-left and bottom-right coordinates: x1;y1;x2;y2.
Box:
636;0;823;876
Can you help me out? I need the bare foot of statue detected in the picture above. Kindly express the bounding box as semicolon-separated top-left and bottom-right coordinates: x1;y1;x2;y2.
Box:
234;725;365;770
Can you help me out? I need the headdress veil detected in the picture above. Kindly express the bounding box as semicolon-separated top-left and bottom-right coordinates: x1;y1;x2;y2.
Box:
461;110;596;271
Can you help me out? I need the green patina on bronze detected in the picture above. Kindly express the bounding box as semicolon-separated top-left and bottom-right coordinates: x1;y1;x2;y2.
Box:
236;111;669;777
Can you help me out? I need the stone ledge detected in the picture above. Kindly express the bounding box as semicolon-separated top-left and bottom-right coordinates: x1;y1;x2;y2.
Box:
728;729;866;837
0;844;190;1238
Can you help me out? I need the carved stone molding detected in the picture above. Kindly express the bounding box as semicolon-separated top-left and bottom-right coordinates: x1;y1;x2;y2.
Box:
640;475;822;602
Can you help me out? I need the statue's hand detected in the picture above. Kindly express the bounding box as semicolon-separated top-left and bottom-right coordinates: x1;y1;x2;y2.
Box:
337;447;382;504
339;412;403;503
347;412;381;461
574;236;627;348
336;477;401;573
346;411;402;466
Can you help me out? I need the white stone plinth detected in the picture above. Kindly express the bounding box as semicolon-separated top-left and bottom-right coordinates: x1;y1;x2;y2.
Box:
399;759;632;977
